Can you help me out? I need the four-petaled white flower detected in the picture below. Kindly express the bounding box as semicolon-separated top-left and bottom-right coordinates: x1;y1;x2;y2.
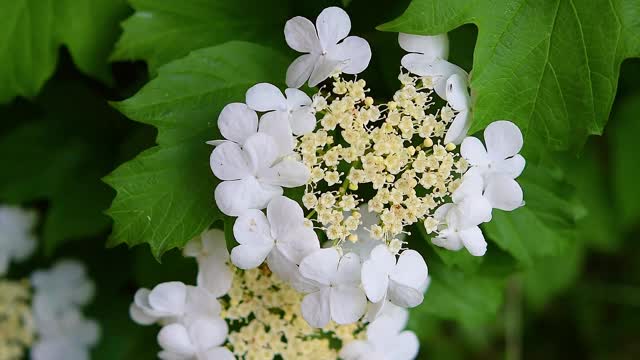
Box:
299;248;367;327
183;229;232;298
461;120;525;211
398;33;467;100
246;83;317;143
231;196;319;288
0;205;37;275
340;304;419;360
443;73;472;145
284;6;372;88
158;317;234;360
361;245;429;309
432;174;492;256
210;132;309;216
31;308;100;360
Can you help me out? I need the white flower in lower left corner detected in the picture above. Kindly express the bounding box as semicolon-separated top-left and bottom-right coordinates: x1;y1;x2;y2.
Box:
231;196;319;288
157;318;234;360
298;248;367;328
210;133;310;216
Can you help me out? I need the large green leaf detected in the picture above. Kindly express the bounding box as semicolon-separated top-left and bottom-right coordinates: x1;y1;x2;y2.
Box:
483;164;578;267
0;70;131;254
0;0;129;103
111;0;292;74
379;0;640;159
106;41;289;258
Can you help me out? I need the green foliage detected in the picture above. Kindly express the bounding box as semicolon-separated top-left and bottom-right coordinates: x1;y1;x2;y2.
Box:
111;0;293;74
0;0;130;103
379;0;640;159
105;41;289;258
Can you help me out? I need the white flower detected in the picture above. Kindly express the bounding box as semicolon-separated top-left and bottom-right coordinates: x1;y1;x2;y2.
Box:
231;196;319;288
246;83;317;136
340;304;419;360
157;318;234;360
31;260;95;319
284;6;372;87
129;282;221;327
460;121;525;211
361;245;428;309
210;132;310;216
443;73;471;145
31;308;100;360
398;33;467;100
298;248;367;327
0;205;37;274
183;229;232;298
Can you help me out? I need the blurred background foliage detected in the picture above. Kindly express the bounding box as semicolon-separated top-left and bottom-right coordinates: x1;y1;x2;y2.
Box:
0;0;638;359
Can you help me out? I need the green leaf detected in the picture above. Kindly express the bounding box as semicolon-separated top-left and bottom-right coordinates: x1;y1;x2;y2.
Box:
106;41;289;258
111;0;292;74
410;264;505;329
483;163;578;267
0;0;130;103
0;71;127;254
379;0;640;159
610;93;640;230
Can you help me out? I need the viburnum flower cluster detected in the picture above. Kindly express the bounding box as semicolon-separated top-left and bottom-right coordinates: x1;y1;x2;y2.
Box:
0;205;100;360
134;5;528;359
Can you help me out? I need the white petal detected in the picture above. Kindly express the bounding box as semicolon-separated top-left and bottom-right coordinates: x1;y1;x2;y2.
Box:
266;196;304;238
301;288;331;328
284;88;313;108
246;83;288;112
188;318;228;350
199;229;229;259
452;173;484;203
460;136;490;166
427;60;468;100
495;154;526;179
309;55;342;87
200;347;236;360
367;307;408;342
233;209;271;244
158;323;194;356
433;203;453;222
387;281;424;308
129;303;157;325
258;158;310;187
400;53;434;76
267;248;318;292
157;350;186;360
243;133;280;171
432;231;464;251
258;111;295;156
335;252;362;286
230;243;272;269
330;286;367;324
284;16;319;53
450;195;493;227
390;250;428;289
335;36;372;74
217;103;258;144
184;286;221;321
286;54;317;88
340;340;376;360
380;331;420;360
209;141;251;181
484;120;523;161
459;226;487;256
398;33;448;60
148;282;187;316
444;110;471;145
361;245;395;303
445;73;470;111
276;226;320;264
299;248;340;286
316;6;351;51
484;175;524;211
214;178;282;216
290;107;317;135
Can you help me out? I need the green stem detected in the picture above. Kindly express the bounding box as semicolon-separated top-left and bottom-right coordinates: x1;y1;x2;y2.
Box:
505;275;522;360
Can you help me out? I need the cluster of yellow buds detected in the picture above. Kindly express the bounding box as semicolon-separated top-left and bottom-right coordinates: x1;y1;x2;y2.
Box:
296;71;468;248
222;266;363;360
0;279;33;360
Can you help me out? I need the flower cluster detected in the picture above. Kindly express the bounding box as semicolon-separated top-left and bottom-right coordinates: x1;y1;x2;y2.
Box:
202;5;526;359
0;205;100;360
